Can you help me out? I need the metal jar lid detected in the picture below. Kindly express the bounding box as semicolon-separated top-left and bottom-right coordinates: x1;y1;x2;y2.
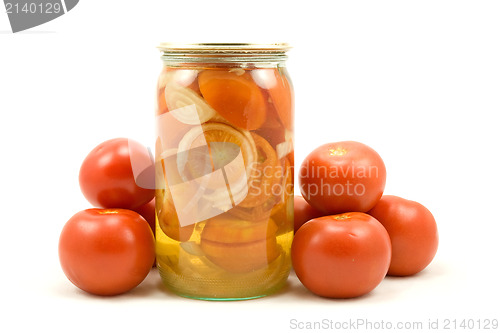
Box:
158;43;291;53
158;43;291;64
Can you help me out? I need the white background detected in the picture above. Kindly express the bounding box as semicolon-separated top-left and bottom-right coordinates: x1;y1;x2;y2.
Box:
1;1;499;332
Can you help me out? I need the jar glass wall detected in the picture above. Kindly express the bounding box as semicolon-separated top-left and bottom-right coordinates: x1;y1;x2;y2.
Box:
155;43;294;300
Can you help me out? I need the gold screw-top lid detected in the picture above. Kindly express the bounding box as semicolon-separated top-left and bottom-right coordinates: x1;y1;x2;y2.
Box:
157;43;291;54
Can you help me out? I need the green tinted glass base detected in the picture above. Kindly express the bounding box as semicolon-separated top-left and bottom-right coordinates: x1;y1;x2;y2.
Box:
158;265;289;301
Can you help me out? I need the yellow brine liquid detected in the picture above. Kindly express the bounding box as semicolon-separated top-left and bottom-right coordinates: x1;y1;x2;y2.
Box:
155;207;293;300
155;43;294;300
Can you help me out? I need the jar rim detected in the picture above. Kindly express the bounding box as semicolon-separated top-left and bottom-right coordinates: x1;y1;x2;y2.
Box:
157;43;291;54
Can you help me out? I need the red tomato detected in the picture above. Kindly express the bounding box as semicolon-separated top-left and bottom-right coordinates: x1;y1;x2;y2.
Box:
299;141;386;214
293;195;323;233
133;198;155;236
198;70;266;130
291;212;391;298
79;138;155;209
59;209;155;296
132;199;156;267
368;195;439;276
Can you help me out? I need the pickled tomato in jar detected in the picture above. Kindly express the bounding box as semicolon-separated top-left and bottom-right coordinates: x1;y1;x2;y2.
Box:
155;43;294;300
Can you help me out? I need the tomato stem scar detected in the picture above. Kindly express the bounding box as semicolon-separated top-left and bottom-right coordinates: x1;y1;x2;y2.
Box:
99;210;120;214
329;148;347;156
333;214;350;220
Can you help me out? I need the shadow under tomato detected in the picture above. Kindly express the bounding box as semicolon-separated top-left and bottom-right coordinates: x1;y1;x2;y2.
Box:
54;267;164;300
276;270;388;303
380;261;448;296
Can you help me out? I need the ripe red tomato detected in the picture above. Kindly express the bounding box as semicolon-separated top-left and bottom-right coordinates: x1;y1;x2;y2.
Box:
299;141;386;214
291;212;391;298
133;198;155;236
59;209;155;296
133;199;157;267
79;138;155;209
293;195;323;233
368;195;439;276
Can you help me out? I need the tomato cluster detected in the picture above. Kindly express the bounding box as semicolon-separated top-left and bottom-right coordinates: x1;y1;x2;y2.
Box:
59;138;156;296
60;138;438;299
293;141;439;298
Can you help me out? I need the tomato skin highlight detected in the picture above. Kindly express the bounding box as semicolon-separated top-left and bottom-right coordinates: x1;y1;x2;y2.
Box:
299;141;386;215
58;209;155;296
293;195;324;233
79;138;155;210
291;212;391;298
368;195;439;276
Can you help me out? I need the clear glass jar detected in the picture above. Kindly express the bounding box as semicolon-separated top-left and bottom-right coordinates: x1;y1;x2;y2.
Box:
155;43;294;300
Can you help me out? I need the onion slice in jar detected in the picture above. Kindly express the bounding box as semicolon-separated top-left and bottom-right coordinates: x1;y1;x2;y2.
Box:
176;122;257;212
162;71;216;125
